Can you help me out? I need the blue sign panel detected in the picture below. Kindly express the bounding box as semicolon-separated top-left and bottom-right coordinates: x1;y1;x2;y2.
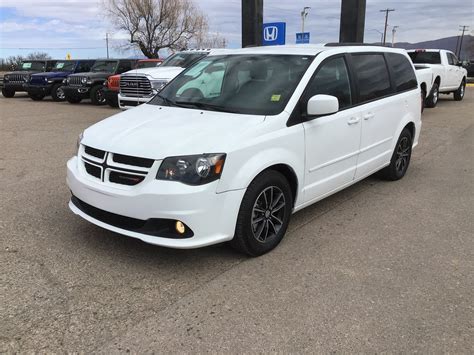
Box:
262;22;286;46
296;32;310;44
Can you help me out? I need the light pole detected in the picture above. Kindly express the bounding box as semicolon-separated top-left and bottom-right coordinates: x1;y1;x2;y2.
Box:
391;26;399;47
301;7;310;33
369;29;384;45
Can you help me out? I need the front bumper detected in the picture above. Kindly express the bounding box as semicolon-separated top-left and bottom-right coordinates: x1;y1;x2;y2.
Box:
118;93;153;110
25;84;52;96
3;82;27;92
66;156;245;249
62;86;90;99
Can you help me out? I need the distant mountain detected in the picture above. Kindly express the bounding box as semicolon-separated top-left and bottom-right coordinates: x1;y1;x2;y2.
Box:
394;35;473;59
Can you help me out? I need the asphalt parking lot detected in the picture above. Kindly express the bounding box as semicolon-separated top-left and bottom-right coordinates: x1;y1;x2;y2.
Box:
1;90;473;352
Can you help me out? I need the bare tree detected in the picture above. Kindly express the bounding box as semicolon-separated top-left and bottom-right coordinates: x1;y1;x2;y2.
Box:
105;0;209;58
6;52;51;70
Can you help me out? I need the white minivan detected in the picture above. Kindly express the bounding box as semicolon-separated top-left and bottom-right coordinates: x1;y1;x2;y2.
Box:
67;44;422;256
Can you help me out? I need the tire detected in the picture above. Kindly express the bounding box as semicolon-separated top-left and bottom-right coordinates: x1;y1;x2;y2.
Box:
2;88;15;98
420;88;426;113
425;82;439;108
379;128;413;181
29;93;45;101
230;170;293;256
66;96;82;104
90;85;106;105
453;79;466;101
51;84;66;101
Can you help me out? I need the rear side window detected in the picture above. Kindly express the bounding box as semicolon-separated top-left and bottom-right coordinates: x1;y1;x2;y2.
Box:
385;53;417;92
303;56;352;110
408;51;441;64
351;54;392;103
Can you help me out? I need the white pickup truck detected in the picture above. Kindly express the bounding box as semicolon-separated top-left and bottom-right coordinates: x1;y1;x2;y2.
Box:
408;49;467;108
118;50;211;109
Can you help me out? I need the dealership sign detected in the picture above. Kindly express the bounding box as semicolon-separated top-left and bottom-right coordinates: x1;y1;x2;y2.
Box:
262;22;286;46
296;32;310;44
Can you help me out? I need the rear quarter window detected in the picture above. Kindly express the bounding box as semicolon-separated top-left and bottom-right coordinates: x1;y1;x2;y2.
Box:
385;53;417;92
351;53;392;103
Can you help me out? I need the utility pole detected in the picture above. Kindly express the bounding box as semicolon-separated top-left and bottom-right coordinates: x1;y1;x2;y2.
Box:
391;26;399;47
301;7;310;33
380;8;395;46
457;25;469;58
105;33;109;59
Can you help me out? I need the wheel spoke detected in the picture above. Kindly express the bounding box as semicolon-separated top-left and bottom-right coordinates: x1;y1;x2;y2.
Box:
271;192;283;209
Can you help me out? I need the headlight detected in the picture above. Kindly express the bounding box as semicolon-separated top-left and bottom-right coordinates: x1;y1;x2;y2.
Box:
76;132;84;153
157;154;226;185
62;78;67;84
151;80;169;92
66;77;70;84
3;75;9;82
23;75;30;82
81;77;88;84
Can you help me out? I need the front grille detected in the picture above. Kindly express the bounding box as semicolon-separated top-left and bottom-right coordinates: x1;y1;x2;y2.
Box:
84;162;101;179
84;146;106;159
69;76;84;86
8;74;28;84
29;76;46;85
120;75;152;97
109;171;145;185
120;100;140;107
80;145;154;187
113;153;154;168
71;195;194;238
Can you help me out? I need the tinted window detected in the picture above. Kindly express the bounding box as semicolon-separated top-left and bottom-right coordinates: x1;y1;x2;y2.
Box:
117;61;133;73
20;61;45;71
303;56;352;110
352;54;392;103
385;53;417;92
408;51;441;64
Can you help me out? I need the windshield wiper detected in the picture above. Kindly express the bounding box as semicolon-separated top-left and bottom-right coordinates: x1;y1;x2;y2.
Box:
174;101;241;114
156;94;187;108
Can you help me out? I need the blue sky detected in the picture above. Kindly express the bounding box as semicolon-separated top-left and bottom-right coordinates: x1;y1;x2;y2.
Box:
0;0;472;60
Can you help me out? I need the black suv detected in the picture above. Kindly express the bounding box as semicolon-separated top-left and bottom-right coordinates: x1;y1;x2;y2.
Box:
2;60;57;98
25;60;96;101
62;59;137;105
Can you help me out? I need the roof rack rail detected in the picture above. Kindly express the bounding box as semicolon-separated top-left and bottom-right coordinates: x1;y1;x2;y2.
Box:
324;43;387;47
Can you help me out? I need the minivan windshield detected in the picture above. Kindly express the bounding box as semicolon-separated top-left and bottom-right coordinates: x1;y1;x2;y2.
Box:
161;53;207;68
408;51;441;64
149;54;313;115
91;60;117;72
53;61;76;72
20;61;45;71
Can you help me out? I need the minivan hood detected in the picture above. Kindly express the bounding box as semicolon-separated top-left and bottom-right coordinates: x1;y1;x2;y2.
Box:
123;66;184;80
82;103;265;159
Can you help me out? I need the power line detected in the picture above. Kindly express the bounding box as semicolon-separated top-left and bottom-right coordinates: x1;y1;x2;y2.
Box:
380;8;395;46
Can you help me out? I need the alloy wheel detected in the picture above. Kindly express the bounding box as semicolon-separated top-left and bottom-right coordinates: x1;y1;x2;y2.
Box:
251;186;286;243
96;88;106;103
395;136;410;174
57;87;65;100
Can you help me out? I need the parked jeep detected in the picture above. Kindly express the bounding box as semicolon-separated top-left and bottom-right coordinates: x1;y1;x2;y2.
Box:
103;74;120;108
2;60;57;98
25;60;96;101
62;59;137;105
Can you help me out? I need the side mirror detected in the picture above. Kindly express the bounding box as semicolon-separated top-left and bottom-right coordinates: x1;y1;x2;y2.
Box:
307;94;339;116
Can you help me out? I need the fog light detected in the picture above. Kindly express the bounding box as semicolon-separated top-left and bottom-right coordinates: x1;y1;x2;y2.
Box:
175;221;186;234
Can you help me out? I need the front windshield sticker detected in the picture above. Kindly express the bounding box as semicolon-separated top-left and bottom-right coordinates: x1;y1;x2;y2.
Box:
56;63;64;68
271;94;281;102
22;63;32;69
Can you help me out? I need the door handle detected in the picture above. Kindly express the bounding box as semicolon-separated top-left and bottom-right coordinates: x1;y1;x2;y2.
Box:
347;117;360;125
363;113;375;120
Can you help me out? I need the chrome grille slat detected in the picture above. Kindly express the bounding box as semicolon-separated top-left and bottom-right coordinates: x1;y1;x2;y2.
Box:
120;75;153;97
